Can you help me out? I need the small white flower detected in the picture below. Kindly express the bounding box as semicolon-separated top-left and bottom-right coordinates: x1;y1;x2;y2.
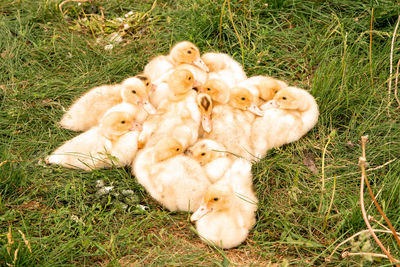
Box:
127;11;134;16
123;24;130;30
104;44;113;51
116;18;124;22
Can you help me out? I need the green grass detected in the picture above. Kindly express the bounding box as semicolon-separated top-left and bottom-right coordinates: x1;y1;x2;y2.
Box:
1;0;400;265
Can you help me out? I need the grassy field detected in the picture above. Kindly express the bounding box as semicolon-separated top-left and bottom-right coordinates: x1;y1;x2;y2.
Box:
1;0;400;265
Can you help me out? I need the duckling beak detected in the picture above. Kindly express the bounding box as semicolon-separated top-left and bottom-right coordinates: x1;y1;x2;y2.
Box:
191;205;212;222
260;100;276;111
248;103;263;116
192;79;202;89
201;114;212;133
193;58;209;72
130;122;142;132
141;100;156;114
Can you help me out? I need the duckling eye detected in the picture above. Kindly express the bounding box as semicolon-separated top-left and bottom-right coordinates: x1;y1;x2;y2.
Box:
132;90;136;94
282;96;287;100
121;120;126;124
274;90;278;93
241;97;246;101
201;152;206;156
187;50;192;54
213;197;219;201
188;77;192;80
146;82;149;86
176;148;180;151
207;88;211;91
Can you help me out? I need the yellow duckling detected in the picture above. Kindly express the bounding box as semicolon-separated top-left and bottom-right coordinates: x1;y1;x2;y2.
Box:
144;41;209;83
149;69;197;109
201;52;247;87
47;103;142;170
186;138;231;183
237;75;288;104
191;159;258;249
133;137;211;212
201;81;263;158
251;86;319;158
139;71;208;149
59;75;155;131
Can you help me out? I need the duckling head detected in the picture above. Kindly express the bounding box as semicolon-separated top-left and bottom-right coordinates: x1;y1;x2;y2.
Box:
153;137;183;162
272;87;309;112
170;41;209;72
191;183;234;221
199;79;230;105
186;139;226;166
196;93;213;133
121;77;156;114
255;76;287;101
229;86;263;116
99;111;141;141
167;69;196;101
135;73;157;93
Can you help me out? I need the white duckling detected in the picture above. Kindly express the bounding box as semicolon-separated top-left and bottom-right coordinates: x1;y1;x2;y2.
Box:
237;75;288;105
133;137;211;212
186;138;231;183
60;75;156;131
139;71;207;149
201;81;263;159
47;103;142;170
251;86;319;158
149;69;197;109
191;159;258;249
144;41;209;83
201;52;247;88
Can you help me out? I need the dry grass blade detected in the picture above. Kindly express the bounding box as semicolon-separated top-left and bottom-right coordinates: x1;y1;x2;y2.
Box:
389;15;400;105
395;58;400;108
359;136;399;265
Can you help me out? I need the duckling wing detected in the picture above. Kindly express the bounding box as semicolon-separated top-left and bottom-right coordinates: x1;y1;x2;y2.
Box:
60;85;122;131
46;128;111;170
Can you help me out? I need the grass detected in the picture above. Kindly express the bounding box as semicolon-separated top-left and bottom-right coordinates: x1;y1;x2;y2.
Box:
1;0;400;265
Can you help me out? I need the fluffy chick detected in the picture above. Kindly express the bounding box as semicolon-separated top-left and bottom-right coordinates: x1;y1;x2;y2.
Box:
60;75;155;131
47;103;141;170
133;137;211;212
251;86;319;158
144;41;209;84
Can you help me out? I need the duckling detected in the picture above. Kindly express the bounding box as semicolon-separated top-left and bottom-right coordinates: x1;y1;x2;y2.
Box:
237;75;288;104
60;75;155;131
139;71;206;149
191;159;258;249
144;41;209;83
201;84;263;159
186;139;231;183
133;137;211;212
251;86;319;158
149;69;197;109
47;103;142;170
201;52;247;87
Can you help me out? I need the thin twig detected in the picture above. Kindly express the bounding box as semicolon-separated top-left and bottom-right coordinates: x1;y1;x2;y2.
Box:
359;136;399;265
218;0;227;49
369;216;390;231
395;58;400;107
318;135;332;213
59;0;89;15
326;229;400;261
226;0;244;64
322;175;336;231
342;251;389;260
389;15;400;105
362;155;400;248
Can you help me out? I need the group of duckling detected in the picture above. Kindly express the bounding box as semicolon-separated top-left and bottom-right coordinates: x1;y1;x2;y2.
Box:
46;41;319;249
